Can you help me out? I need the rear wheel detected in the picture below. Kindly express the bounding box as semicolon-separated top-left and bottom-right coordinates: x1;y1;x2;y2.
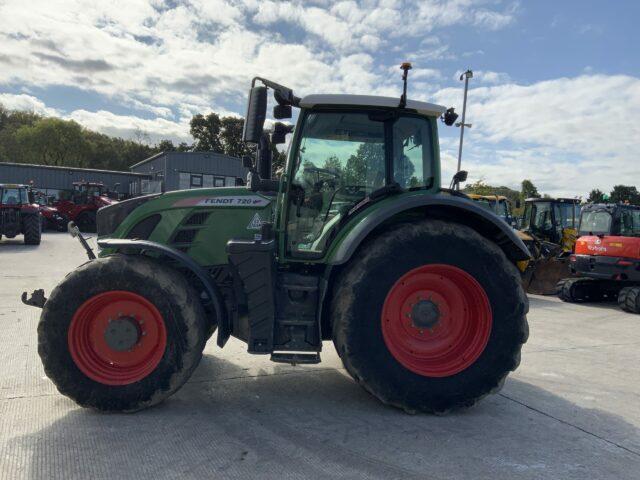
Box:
38;254;207;412
332;219;528;414
618;286;640;314
23;214;41;245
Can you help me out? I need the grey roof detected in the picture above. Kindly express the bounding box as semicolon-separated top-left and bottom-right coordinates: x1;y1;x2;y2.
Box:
0;161;150;177
299;94;447;117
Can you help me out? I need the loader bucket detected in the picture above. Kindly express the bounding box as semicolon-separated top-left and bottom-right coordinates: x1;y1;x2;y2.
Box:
522;255;572;295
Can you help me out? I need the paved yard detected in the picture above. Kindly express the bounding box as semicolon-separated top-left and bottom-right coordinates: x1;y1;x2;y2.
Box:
1;232;639;479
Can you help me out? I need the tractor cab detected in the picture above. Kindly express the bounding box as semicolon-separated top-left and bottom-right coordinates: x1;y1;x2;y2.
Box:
467;194;516;226
72;182;110;205
0;183;41;244
521;197;581;249
55;182;115;232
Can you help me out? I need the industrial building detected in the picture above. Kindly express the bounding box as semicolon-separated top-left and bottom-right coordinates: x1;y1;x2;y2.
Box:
0;152;248;200
0;162;150;199
129;151;248;193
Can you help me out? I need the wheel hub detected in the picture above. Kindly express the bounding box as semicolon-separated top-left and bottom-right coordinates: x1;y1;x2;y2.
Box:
68;291;167;385
410;299;440;329
104;317;140;352
381;264;493;378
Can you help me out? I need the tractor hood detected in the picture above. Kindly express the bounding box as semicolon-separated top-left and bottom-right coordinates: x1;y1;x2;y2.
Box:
98;187;275;266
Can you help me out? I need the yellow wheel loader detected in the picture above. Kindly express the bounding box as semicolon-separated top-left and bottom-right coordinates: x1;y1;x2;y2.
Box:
519;197;581;294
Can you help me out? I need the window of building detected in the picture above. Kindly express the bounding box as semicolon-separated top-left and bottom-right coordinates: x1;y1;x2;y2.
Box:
214;177;225;187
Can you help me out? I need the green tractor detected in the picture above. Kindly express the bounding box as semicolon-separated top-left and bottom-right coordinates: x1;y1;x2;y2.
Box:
26;66;530;414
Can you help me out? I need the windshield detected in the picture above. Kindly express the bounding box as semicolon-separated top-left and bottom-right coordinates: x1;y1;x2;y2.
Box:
287;110;435;256
1;188;28;205
85;185;104;196
579;210;612;236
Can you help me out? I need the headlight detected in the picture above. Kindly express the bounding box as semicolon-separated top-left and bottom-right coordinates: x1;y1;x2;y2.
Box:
97;194;160;237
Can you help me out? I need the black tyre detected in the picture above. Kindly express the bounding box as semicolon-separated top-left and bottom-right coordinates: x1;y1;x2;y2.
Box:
332;219;528;414
38;254;207;412
23;214;41;245
76;211;97;233
618;286;640;314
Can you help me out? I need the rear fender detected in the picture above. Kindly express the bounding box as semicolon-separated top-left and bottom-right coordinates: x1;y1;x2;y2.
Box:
97;238;229;347
328;193;531;265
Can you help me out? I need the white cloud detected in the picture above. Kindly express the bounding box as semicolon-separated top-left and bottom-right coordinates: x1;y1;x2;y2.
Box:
436;75;640;196
0;93;60;116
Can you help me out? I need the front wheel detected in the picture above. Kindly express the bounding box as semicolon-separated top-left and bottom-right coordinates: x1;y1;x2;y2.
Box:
332;219;529;414
38;254;207;412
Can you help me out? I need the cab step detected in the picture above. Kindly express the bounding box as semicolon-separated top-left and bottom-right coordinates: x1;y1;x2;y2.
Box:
270;352;321;365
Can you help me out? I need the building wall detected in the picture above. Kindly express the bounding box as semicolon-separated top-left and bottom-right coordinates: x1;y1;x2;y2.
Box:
0;162;150;199
130;152;248;192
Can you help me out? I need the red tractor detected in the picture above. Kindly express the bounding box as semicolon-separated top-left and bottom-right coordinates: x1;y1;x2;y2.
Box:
0;183;42;245
54;181;116;232
557;203;640;313
33;190;66;231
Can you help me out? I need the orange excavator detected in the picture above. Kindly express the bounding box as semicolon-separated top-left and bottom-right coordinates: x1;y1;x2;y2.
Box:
557;203;640;313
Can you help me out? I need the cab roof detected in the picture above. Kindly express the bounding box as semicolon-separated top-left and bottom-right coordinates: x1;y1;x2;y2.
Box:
467;194;509;201
299;94;447;117
525;197;580;204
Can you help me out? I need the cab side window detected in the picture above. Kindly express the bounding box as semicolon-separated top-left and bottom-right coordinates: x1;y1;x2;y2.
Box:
392;116;434;189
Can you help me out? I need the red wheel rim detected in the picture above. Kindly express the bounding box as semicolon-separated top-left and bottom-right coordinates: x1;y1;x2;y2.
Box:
68;291;167;386
381;264;492;377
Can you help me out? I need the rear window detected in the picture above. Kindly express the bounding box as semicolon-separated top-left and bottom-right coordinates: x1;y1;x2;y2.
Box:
579;211;612;236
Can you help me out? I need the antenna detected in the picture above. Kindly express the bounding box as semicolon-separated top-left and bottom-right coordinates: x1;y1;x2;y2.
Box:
399;62;412;108
455;69;473;188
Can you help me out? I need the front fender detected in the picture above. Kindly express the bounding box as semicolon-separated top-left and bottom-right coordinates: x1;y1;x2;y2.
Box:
327;193;531;265
97;238;229;347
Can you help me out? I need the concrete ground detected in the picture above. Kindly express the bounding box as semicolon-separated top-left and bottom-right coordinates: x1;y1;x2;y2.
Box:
1;232;639;480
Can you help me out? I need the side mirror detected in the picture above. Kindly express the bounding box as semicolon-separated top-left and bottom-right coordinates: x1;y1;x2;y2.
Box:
453;170;468;183
242;86;267;144
272;122;293;145
242;155;254;170
441;107;459;126
515;199;521;209
273;104;292;119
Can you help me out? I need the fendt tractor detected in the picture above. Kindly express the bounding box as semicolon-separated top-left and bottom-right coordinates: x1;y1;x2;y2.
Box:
0;183;41;245
519;197;581;294
557;203;640;313
54;181;116;232
24;65;530;414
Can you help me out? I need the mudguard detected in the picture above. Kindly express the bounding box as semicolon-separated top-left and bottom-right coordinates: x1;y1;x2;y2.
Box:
97;238;229;347
328;193;531;265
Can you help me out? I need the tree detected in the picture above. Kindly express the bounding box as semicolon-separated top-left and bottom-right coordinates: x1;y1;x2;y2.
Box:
156;139;176;152
220;117;253;158
587;189;606;203
190;113;223;152
15;118;89;167
521;179;540;199
610;185;640;205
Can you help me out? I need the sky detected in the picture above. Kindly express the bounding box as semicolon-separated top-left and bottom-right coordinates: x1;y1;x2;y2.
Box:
0;0;638;197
